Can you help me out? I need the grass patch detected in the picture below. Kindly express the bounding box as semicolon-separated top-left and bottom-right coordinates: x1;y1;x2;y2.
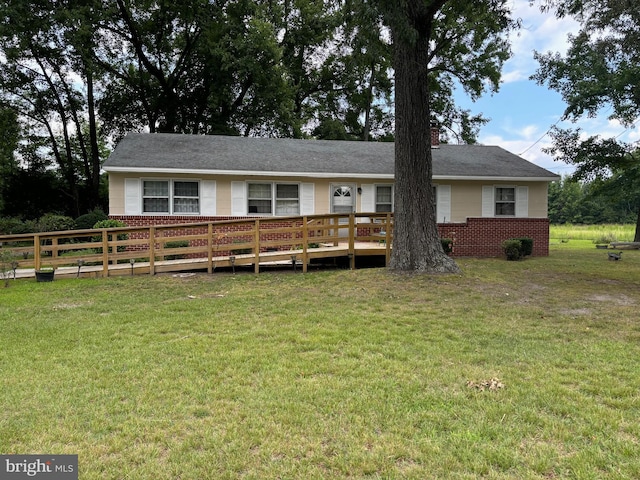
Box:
2;243;640;478
551;223;635;244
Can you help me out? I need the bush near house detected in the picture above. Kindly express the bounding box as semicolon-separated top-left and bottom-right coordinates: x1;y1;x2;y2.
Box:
74;209;109;230
441;238;453;255
513;237;534;257
163;240;190;260
501;237;534;261
36;213;75;233
92;219;128;253
501;239;523;261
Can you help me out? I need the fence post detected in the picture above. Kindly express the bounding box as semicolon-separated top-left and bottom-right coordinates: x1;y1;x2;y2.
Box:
385;213;392;266
302;217;308;273
348;214;355;270
254;219;260;274
149;226;156;275
34;234;41;270
207;223;213;274
102;229;109;277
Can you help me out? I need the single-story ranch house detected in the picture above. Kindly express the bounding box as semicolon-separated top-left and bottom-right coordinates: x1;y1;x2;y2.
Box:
103;133;559;257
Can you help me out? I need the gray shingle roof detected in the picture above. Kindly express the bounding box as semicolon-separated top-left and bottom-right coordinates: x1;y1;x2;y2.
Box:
103;133;559;180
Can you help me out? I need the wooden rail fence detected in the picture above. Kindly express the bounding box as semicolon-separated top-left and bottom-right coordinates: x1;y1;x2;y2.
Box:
0;213;393;279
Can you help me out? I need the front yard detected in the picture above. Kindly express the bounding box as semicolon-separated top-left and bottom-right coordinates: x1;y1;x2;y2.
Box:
1;242;639;478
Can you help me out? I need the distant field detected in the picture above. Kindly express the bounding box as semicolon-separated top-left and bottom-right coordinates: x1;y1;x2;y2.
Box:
550;223;636;243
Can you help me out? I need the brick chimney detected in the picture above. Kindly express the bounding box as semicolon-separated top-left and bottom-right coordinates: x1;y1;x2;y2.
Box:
430;125;440;148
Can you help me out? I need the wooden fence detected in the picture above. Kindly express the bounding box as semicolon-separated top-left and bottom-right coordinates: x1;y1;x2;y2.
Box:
0;213;393;278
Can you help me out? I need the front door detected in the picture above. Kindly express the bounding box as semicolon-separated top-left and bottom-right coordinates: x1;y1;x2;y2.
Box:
331;184;355;214
331;184;355;237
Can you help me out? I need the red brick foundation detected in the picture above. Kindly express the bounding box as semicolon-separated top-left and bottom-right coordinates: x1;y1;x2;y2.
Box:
438;217;550;257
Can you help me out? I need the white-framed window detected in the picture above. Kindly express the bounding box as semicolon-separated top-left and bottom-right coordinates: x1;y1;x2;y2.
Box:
248;183;272;214
495;186;516;216
247;182;300;215
276;184;300;215
375;185;393;213
142;180;200;214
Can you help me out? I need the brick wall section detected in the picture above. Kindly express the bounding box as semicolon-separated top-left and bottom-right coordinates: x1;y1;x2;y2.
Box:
438;217;550;257
111;215;550;258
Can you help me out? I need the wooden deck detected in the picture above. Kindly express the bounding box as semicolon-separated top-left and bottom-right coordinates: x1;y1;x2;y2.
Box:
11;242;389;279
1;213;393;280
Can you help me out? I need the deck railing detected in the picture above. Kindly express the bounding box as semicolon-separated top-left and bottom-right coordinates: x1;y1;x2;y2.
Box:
0;213;393;277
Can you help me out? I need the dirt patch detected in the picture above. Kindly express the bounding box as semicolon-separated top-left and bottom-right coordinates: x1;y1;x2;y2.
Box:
587;294;636;306
560;308;593;317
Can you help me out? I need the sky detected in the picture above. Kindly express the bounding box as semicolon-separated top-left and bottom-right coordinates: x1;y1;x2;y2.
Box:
453;1;640;177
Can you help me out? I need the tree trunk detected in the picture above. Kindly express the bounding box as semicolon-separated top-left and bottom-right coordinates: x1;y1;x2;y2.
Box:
634;206;640;242
388;9;460;273
86;66;103;211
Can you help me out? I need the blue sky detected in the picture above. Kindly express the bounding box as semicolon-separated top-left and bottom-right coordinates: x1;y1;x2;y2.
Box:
453;2;640;176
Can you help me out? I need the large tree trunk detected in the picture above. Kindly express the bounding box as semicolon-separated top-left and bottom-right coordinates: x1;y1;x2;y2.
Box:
634;207;640;242
389;4;460;273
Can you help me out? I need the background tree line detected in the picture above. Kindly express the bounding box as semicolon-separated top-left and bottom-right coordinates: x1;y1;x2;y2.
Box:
549;174;640;225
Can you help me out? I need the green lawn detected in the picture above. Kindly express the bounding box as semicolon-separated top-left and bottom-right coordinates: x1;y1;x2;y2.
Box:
1;242;640;479
550;223;636;244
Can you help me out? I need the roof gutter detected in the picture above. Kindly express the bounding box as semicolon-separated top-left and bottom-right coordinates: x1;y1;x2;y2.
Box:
103;166;559;182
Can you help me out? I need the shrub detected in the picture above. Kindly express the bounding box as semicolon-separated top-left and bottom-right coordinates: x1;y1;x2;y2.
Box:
593;233;617;245
75;209;108;230
441;238;453;255
0;248;19;287
513;237;533;257
93;219;127;230
36;213;75;233
501;239;522;261
164;240;189;260
92;219;128;253
0;217;36;235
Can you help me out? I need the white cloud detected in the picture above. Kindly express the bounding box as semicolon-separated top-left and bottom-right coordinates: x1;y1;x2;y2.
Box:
480;127;572;175
500;3;580;85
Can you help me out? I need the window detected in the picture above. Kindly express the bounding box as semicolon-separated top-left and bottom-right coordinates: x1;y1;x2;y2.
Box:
143;181;169;213
142;180;200;214
275;184;299;215
375;185;393;213
495;187;515;216
174;181;199;213
248;183;299;215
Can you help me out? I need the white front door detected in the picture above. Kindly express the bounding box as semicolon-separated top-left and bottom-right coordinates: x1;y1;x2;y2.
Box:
331;184;355;237
331;184;355;214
